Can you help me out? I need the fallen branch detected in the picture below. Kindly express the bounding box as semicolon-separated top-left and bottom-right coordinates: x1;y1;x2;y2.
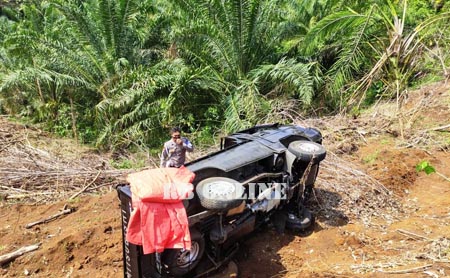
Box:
380;264;432;274
25;205;75;229
0;126;129;204
396;229;431;241
68;171;101;200
436;172;450;182
6;192;57;200
425;124;450;132
0;244;41;265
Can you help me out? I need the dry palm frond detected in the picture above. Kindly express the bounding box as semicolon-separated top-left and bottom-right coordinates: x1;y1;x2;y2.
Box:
0;119;129;203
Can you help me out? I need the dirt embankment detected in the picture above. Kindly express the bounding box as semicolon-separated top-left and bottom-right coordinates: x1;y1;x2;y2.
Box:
1;193;122;277
1;81;450;278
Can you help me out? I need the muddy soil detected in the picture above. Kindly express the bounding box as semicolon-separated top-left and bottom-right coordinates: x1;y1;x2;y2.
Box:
1;82;449;278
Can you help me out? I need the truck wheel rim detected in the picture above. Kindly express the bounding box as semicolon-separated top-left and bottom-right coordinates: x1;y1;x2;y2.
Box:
297;142;321;153
207;181;235;197
176;242;200;267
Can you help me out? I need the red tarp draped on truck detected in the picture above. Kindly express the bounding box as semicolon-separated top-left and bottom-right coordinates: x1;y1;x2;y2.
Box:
125;166;195;254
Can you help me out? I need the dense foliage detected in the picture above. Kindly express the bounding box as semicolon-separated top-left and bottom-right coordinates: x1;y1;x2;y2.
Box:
0;0;449;149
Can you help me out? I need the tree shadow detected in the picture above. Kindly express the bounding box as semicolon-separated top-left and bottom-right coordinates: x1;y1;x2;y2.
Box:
234;226;290;278
307;188;349;227
231;189;349;277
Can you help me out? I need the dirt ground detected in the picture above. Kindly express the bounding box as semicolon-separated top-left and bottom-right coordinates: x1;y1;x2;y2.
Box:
1;81;449;278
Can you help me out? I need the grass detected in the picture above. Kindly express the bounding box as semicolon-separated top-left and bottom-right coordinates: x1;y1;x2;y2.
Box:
110;157;147;169
68;197;80;204
362;151;380;164
409;74;445;90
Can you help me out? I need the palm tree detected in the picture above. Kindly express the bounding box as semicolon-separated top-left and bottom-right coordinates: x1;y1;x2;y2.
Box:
0;0;174;145
280;0;368;51
0;2;89;122
171;0;316;132
301;0;450;112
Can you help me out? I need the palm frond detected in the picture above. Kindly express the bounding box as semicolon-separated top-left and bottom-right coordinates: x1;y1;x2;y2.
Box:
303;10;368;55
250;58;314;104
326;8;374;95
224;79;270;132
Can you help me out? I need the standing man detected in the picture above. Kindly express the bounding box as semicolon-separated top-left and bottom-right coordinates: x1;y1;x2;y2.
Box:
160;127;194;168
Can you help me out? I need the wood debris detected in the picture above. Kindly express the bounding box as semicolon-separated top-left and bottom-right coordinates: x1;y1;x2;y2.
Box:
0;244;41;265
0;118;130;203
25;204;75;229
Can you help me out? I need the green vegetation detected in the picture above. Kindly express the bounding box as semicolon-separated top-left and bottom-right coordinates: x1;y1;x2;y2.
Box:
416;160;450;182
0;0;449;151
416;160;436;174
110;157;146;170
363;151;380;164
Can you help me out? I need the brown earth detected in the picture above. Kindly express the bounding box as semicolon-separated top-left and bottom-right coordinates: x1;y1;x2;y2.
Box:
1;82;449;278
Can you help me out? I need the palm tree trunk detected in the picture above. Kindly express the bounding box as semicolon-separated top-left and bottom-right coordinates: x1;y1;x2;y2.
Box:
35;78;44;102
69;94;78;143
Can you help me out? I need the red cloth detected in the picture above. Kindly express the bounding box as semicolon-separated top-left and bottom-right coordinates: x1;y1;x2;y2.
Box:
125;166;195;254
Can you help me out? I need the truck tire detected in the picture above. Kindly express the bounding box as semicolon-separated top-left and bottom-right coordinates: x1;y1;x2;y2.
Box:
285;208;315;236
162;229;205;276
196;177;245;211
288;141;326;163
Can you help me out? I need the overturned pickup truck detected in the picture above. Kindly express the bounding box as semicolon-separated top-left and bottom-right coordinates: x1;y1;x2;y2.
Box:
117;123;326;277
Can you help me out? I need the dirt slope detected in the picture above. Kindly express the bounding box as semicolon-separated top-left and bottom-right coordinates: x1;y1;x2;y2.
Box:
1;193;122;277
1;81;449;278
